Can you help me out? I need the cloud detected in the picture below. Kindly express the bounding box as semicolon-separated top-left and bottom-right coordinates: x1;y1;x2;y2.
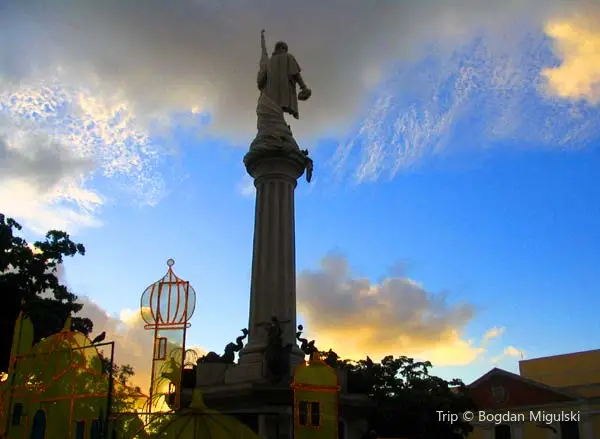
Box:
1;0;598;205
36;264;205;393
0;132;93;190
483;327;506;342
335;22;600;181
0;0;590;143
75;297;206;393
73;297;154;391
541;6;600;104
0;84;167;233
297;254;489;366
238;174;255;198
0;0;529;140
491;345;526;364
0;127;102;233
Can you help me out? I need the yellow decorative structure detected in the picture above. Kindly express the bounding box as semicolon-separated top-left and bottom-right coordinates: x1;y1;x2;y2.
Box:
0;313;146;439
291;353;341;439
140;258;196;413
0;313;108;438
145;389;262;439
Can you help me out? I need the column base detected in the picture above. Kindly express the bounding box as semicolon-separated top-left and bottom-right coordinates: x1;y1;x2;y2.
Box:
227;345;305;385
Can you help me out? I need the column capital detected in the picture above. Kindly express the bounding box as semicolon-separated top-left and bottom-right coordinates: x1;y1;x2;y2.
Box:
244;144;310;183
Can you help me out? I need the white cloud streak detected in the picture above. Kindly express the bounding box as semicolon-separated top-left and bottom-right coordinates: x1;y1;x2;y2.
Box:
336;25;600;181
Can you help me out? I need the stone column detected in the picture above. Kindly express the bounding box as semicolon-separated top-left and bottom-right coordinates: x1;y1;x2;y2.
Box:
259;415;269;439
581;413;594;439
512;423;523;439
229;146;309;383
546;423;557;439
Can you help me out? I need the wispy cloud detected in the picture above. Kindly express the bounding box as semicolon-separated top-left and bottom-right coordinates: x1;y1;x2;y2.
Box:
2;0;568;142
336;27;600;182
0;82;167;232
1;0;598;221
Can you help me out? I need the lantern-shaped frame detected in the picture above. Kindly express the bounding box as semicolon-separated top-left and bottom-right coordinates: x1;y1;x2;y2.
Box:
140;259;196;412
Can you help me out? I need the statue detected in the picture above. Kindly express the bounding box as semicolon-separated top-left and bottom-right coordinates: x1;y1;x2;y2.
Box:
259;316;294;382
295;324;318;356
198;328;248;364
324;349;339;368
246;29;314;183
257;29;311;121
221;328;249;363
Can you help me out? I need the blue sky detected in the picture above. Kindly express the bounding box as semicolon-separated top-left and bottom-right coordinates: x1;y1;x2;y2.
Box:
59;126;600;385
1;0;600;388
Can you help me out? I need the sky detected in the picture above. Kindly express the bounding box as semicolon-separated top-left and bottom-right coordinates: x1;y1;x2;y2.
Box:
1;0;600;391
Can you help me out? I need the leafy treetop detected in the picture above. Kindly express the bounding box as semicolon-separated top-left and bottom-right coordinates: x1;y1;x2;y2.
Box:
0;214;92;371
320;350;476;439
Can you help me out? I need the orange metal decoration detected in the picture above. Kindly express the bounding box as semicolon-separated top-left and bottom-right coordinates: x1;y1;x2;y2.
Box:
140;259;196;413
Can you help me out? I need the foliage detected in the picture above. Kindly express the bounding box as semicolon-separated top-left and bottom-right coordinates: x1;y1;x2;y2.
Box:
321;350;476;439
0;215;159;438
99;356;139;390
0;214;93;371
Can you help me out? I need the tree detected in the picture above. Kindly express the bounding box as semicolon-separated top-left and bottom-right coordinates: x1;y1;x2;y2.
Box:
0;213;93;372
321;351;476;439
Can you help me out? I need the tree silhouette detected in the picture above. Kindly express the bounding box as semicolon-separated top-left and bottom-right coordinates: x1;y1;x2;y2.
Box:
0;214;92;372
319;350;476;439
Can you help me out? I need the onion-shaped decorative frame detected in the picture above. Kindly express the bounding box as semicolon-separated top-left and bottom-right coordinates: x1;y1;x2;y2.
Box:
140;259;196;329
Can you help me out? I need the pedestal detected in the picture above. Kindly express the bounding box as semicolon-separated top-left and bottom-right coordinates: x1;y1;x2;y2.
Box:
229;144;309;384
194;135;374;439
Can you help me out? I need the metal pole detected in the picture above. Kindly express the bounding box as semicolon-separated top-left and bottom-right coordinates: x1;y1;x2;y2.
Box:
3;312;24;437
177;282;190;410
104;341;115;439
149;325;159;412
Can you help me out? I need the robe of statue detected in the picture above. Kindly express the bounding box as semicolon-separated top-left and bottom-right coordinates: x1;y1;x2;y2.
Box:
258;52;302;119
247;34;314;182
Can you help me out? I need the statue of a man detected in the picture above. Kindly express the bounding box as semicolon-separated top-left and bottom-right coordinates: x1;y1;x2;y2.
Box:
257;29;311;120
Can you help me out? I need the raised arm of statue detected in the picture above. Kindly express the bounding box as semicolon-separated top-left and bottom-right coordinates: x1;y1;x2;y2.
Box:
257;29;268;90
260;29;268;68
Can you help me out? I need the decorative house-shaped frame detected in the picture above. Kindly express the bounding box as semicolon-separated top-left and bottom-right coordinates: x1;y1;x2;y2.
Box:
291;353;341;439
0;314;113;439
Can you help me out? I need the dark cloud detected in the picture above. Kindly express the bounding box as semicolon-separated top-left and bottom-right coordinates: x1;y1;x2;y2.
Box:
0;0;577;143
0;133;94;191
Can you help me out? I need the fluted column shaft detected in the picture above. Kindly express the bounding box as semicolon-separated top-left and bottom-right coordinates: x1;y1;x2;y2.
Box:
239;154;305;362
234;152;305;372
249;175;296;344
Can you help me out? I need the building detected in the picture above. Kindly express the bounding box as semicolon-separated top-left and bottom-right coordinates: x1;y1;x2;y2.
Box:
468;349;600;439
291;353;341;439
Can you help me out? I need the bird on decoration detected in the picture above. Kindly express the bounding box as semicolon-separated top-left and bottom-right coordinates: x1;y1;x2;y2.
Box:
91;331;106;345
